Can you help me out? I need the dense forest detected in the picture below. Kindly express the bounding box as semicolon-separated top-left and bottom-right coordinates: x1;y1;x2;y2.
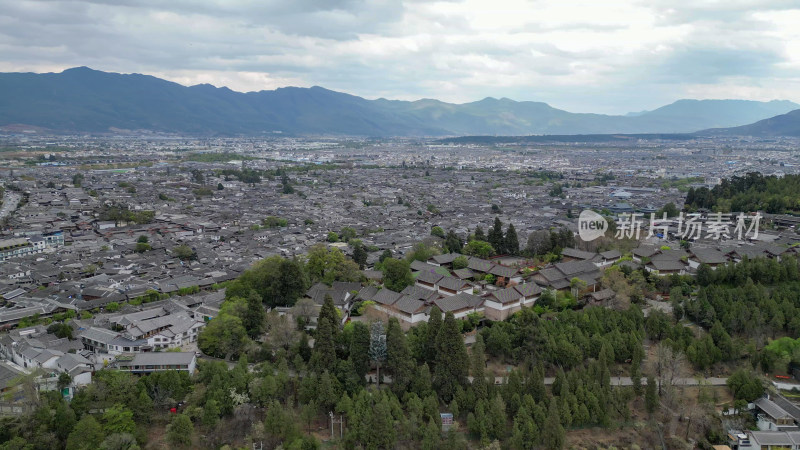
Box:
685;172;800;214
2;246;797;448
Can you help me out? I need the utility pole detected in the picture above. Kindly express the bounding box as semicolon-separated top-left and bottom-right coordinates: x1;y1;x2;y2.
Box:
329;411;344;439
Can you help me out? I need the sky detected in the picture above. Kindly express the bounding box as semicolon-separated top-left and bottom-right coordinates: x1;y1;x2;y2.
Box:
1;0;799;114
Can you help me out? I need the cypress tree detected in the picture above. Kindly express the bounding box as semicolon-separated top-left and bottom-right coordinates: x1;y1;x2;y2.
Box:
631;353;643;396
474;226;486;242
312;317;337;371
386;317;415;396
471;334;489;401
320;294;340;336
445;229;463;254
433;312;469;403
541;400;565;450
488;217;505;254
504;223;519;256
425;306;443;367
349;322;371;381
645;374;658;415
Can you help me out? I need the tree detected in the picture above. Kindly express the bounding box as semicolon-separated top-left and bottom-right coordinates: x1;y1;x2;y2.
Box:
452;255;469;270
137;235;149;244
631;351;643;396
53;400;77;443
66;415;105;450
173;245;196;261
217;182;224;190
504;224;519;255
471;334;489;401
727;369;764;402
645;374;658;415
381;258;414;292
445;230;462;254
243;291;265;338
134;242;151;253
463;240;494;258
312;317;337;372
570;277;587;298
386;318;414;396
431;226;445;239
525;229;552;256
406;242;439;262
541;401;565;449
166;413;193;446
198;312;247;360
57;372;72;391
368;321;387;385
379;249;392;263
327;231;339;242
352;243;368;269
433;312;469;402
425;306;443;367
191;169;204;184
99;433;139;450
488;217;505;254
657;202;679;218
349;321;371;381
102;404;136;435
474;226;486;242
306;244;361;285
340;227;357;242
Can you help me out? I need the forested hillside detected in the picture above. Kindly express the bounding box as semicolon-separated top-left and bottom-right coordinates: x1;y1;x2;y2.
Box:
2;247;798;448
685;172;800;214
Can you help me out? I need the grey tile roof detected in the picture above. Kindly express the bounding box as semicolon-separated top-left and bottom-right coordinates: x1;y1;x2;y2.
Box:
392;296;426;314
373;288;403;306
487;287;522;304
513;283;542;298
437;276;471;292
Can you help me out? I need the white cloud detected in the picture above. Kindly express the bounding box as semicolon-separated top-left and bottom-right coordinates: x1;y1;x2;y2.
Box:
0;0;797;113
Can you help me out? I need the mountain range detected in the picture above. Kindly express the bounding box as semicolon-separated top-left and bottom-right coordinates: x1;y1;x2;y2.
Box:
0;67;798;137
702;109;800;137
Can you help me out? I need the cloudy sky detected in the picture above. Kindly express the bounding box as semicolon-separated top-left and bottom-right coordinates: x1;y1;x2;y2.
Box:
1;0;799;114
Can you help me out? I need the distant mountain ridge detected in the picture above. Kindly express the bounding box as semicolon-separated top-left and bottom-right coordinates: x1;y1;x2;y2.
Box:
700;109;800;137
0;67;797;136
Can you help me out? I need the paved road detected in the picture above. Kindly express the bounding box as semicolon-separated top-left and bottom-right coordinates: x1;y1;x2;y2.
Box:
0;191;21;220
470;376;728;386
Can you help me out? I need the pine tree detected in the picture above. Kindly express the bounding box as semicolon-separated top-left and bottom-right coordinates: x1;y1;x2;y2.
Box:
368;321;387;385
413;363;434;398
471;335;489;401
312;317;337;372
474;226;486;242
541;401;565;450
504;223;519;255
166;413;193;446
352;243;368;269
631;353;643;396
488;217;505;254
488;394;507;440
349;321;371;381
320;294;340;336
202;399;220;428
645;374;658;415
243;290;265;338
386;318;415;396
445;230;463;254
433;312;469;402
425;306;443;367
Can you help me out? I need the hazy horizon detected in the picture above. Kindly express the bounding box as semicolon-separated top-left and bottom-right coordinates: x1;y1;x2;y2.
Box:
2;1;799;115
